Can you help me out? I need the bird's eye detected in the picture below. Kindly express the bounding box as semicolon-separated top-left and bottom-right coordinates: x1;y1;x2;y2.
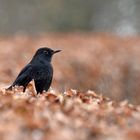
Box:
44;51;48;54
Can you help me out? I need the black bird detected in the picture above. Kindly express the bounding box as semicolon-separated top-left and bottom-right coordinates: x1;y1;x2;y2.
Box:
7;47;61;94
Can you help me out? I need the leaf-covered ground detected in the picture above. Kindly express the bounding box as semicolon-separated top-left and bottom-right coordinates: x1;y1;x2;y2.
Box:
0;33;140;139
0;85;139;140
1;33;140;103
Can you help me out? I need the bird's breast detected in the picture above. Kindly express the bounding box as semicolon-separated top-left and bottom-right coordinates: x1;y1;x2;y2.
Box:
33;63;53;80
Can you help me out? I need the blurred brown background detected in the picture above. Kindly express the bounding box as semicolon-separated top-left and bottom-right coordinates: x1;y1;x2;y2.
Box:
0;0;140;104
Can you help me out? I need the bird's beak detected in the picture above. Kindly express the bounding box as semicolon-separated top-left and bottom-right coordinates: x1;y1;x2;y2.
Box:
53;50;62;54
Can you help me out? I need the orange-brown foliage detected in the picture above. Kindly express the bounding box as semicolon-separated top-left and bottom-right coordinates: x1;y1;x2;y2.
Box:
0;87;139;140
0;33;140;103
0;33;140;139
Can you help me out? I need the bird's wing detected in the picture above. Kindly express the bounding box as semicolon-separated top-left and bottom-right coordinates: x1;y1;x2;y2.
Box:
12;64;33;87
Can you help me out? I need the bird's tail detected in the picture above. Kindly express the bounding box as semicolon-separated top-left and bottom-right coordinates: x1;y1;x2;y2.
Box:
6;85;13;91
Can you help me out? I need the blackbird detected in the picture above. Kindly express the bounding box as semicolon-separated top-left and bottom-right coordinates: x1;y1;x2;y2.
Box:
7;47;61;94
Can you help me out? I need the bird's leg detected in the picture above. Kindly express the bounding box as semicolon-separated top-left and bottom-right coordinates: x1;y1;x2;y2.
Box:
23;86;27;92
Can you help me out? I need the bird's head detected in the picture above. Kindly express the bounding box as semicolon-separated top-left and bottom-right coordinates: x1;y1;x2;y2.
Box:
34;47;61;62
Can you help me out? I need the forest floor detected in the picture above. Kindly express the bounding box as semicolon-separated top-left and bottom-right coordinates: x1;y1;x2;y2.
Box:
0;33;140;140
0;86;139;140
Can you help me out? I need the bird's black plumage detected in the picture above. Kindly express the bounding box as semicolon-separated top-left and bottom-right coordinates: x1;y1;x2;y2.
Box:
8;47;61;94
